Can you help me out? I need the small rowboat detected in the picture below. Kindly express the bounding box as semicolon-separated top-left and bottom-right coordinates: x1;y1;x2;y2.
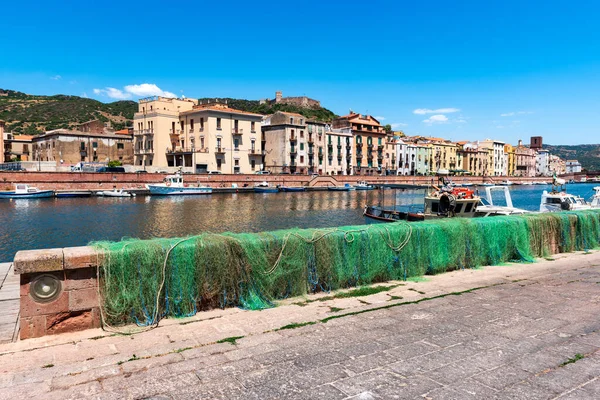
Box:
97;189;136;197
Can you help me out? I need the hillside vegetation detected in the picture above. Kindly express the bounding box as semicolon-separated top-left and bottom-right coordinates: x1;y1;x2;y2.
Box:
198;97;338;122
545;144;600;172
0;89;137;134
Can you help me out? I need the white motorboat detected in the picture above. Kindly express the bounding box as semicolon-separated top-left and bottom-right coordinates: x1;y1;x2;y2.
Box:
476;186;529;216
147;173;212;195
354;181;375;190
499;180;513;186
540;190;590;212
98;188;136;198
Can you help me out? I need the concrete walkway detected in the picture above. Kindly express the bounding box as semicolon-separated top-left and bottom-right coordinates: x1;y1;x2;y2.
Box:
0;263;19;343
1;252;600;399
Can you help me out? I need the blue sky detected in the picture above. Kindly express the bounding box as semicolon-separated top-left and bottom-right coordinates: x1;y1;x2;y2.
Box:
1;0;599;145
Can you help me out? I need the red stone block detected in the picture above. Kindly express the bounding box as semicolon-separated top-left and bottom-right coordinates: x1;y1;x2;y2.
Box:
69;288;100;312
46;310;94;335
13;248;64;274
20;315;47;339
20;289;69;318
63;246;103;270
65;267;98;291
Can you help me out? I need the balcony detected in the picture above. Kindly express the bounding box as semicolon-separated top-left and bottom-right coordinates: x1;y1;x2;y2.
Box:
166;147;193;154
289;135;297;142
308;136;314;144
135;148;154;155
290;148;297;156
308;149;314;155
337;144;342;150
367;143;374;150
378;145;384;151
232;128;243;135
215;146;226;154
134;129;154;136
337;154;343;160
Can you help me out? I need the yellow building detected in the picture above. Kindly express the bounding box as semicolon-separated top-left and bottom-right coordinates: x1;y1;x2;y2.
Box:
504;144;516;176
133;97;263;173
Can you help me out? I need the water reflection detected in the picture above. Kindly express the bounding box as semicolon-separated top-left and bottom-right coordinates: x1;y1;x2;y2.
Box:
1;183;599;262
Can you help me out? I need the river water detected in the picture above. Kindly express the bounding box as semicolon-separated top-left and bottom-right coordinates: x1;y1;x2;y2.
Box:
1;183;598;262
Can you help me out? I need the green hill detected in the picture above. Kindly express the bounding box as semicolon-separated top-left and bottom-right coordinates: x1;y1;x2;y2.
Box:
0;89;137;135
545;144;600;172
198;97;338;122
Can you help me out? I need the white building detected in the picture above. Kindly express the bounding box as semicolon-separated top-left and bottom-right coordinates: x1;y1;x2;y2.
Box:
536;149;551;176
566;160;582;174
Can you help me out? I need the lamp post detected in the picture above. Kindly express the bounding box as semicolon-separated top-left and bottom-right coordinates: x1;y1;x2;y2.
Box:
190;137;195;174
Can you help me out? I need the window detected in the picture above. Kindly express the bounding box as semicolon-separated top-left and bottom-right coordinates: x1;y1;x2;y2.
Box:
251;140;256;151
234;138;239;149
92;142;98;148
200;137;205;148
251;121;255;132
190;119;194;131
356;136;362;144
117;143;124;150
80;142;85;150
234;159;239;166
300;156;304;163
217;118;222;130
217;138;222;149
200;118;204;131
300;143;304;151
300;119;304;125
290;117;293;124
216;159;222;169
251;160;256;170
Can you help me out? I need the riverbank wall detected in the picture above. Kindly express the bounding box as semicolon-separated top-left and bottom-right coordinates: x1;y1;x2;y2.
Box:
0;171;574;191
13;210;600;340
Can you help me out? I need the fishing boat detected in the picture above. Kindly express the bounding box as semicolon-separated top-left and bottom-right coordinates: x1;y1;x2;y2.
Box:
328;183;355;192
98;188;136;198
499;180;513;186
0;184;54;199
147;173;212;195
475;186;529;216
354;181;375;190
55;191;93;198
539;175;589;212
279;186;306;192
254;182;279;193
364;178;481;223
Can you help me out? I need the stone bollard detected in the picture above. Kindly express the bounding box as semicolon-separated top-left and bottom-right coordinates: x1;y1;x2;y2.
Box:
14;246;103;339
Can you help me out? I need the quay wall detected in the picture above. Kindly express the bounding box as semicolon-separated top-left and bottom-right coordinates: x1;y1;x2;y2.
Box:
13;210;600;340
0;171;574;191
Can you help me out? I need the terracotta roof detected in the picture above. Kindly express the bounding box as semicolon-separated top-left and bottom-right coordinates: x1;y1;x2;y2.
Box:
35;129;133;140
12;135;33;141
115;129;130;135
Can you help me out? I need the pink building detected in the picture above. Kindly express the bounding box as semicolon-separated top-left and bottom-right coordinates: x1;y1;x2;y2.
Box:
514;140;536;177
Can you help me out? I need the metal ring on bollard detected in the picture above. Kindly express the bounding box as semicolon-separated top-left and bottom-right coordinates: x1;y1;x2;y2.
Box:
29;274;62;303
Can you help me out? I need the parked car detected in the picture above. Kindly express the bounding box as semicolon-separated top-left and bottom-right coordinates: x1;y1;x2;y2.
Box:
207;170;223;175
255;170;271;175
134;170;147;174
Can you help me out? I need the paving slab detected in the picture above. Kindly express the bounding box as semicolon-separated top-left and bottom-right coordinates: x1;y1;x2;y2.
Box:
0;252;600;399
0;263;19;344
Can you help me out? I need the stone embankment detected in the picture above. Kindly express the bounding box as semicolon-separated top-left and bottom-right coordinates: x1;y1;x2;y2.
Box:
0;171;572;191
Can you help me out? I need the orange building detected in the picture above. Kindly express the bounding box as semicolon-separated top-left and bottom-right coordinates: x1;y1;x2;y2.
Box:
332;113;387;175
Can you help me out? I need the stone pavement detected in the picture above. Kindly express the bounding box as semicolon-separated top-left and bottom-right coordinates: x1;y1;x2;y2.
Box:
0;263;19;343
1;251;600;399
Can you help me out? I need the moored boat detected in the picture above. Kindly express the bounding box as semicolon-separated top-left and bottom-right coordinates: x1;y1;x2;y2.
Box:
98;188;136;198
475;186;529;216
147;173;212;195
590;187;600;208
354;181;375;190
280;186;306;192
363;205;424;222
55;191;93;198
254;181;279;193
328;183;355;192
0;184;54;199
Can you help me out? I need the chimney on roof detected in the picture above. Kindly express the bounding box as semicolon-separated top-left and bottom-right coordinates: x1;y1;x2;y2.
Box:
518;139;522;146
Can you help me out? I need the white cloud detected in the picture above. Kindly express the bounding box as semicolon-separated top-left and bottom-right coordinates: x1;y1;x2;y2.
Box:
391;122;407;129
50;75;62;80
92;87;131;100
413;108;460;115
500;111;533;117
124;83;176;98
422;114;448;125
455;118;467;123
374;116;386;121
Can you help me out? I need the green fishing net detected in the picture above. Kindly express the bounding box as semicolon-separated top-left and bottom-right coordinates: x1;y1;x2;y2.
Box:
92;210;600;327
